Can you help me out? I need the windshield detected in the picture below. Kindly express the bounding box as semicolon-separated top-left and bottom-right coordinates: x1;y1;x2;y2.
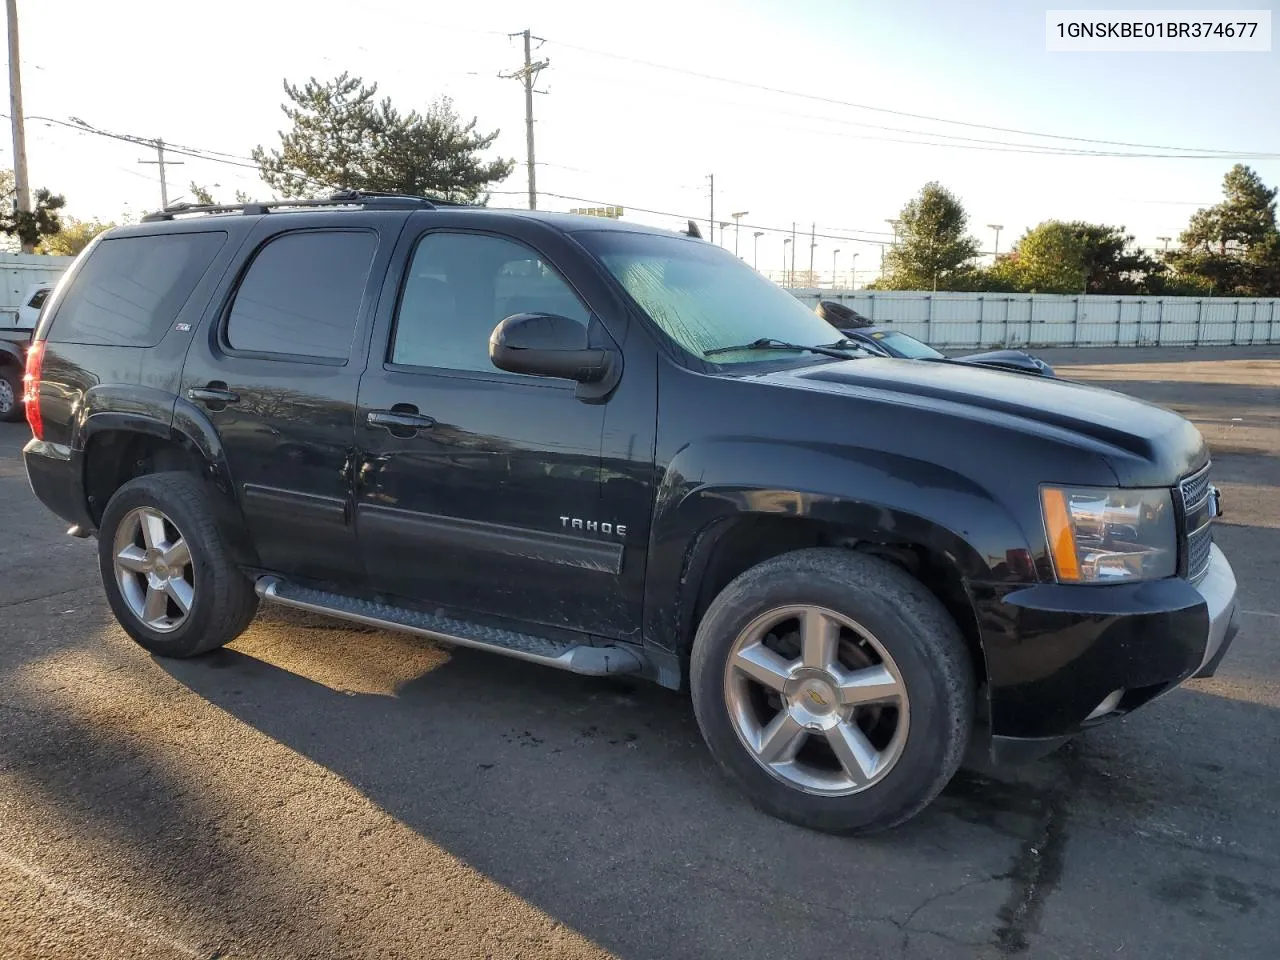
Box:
869;330;944;360
579;230;846;364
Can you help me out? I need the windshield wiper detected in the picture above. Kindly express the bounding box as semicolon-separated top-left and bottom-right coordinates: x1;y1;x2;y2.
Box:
703;337;860;361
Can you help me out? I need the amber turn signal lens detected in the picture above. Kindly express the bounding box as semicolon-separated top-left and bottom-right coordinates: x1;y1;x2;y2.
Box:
1040;487;1081;582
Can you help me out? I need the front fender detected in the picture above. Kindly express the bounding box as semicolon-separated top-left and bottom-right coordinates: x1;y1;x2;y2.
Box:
641;438;1038;655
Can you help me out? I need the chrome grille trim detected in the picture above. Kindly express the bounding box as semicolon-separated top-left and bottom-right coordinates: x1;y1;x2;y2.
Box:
1177;461;1213;583
1179;462;1212;510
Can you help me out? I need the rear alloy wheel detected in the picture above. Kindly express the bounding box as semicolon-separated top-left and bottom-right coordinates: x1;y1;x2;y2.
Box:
691;548;975;835
112;506;196;633
98;472;258;657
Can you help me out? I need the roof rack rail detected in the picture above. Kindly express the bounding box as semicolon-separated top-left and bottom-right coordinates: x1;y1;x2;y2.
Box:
141;190;456;222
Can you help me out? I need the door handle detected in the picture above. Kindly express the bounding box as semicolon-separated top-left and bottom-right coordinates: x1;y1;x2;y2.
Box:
187;386;240;404
368;409;436;430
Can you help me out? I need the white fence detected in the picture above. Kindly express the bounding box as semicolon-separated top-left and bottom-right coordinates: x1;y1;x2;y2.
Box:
790;289;1280;349
0;254;73;323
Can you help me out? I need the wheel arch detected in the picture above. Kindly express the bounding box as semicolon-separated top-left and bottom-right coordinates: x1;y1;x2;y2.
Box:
78;401;256;566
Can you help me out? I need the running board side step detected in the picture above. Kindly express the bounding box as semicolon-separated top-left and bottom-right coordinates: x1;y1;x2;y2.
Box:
254;576;644;677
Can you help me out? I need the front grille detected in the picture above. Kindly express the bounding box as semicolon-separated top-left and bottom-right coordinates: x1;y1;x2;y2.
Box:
1179;463;1211;508
1177;462;1213;583
1186;524;1213;581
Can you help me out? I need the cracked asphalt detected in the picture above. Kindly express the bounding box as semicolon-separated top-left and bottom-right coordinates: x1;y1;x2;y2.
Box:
2;345;1278;959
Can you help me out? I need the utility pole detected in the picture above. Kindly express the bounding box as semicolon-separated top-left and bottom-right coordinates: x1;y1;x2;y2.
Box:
731;211;748;256
987;223;1004;259
501;30;549;210
752;231;763;269
6;0;32;252
137;139;182;209
1158;235;1171;254
707;174;714;242
886;219;902;245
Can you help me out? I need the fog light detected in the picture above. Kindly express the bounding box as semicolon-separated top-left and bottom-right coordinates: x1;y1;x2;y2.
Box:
1085;688;1125;721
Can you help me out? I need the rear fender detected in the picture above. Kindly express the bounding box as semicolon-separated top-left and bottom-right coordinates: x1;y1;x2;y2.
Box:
71;387;254;564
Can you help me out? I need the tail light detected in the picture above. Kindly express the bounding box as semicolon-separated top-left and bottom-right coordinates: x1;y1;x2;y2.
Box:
23;340;44;439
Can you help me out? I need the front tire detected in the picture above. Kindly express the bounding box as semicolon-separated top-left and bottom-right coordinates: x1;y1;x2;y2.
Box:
98;472;258;657
690;548;975;834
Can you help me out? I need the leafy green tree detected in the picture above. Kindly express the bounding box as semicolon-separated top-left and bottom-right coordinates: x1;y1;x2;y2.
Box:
36;216;115;256
1168;165;1280;296
988;221;1161;294
876;182;981;290
252;73;515;203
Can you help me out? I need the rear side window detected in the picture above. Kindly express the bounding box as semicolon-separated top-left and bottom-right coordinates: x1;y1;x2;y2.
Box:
46;232;226;347
28;287;49;310
225;230;376;361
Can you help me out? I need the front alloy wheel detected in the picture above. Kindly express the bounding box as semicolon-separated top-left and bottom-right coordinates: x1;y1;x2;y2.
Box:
725;605;909;795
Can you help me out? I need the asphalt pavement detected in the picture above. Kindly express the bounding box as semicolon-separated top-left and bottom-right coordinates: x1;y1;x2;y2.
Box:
1;346;1278;959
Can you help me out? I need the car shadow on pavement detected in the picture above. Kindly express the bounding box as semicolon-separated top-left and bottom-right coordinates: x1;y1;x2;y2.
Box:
141;588;1271;959
149;610;1054;958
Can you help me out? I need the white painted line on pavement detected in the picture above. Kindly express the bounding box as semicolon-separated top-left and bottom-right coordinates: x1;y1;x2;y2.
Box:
0;844;209;958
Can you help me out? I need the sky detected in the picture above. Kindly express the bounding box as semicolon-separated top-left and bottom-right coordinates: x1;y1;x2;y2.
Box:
6;0;1279;283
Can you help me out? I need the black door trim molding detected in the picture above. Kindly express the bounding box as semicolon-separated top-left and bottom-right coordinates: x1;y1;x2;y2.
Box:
357;504;624;575
243;484;349;527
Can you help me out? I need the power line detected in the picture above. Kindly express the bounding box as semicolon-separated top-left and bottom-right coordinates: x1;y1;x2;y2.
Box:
547;38;1280;159
494;188;895;245
551;67;1280;160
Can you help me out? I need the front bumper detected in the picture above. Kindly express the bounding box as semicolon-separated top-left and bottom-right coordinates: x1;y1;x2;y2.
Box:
971;544;1238;760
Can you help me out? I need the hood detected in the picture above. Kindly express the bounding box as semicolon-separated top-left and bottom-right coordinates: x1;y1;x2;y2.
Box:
753;357;1206;485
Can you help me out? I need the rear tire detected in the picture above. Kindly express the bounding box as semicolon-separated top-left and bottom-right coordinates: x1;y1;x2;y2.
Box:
0;365;22;422
98;472;258;657
690;548;975;834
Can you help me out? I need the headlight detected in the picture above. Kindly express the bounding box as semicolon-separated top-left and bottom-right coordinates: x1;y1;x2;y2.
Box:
1040;486;1176;583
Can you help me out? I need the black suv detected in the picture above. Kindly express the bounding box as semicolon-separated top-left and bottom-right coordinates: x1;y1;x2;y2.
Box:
23;194;1239;834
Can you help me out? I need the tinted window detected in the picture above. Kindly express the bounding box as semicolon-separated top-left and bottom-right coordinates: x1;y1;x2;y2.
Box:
28;287;49;309
226;231;377;360
391;232;588;372
47;232;226;347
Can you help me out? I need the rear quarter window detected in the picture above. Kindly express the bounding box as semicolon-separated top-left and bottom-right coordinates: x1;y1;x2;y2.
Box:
45;232;227;347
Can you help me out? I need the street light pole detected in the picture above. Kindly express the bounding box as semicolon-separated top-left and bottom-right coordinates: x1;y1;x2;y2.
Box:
782;237;793;286
850;252;859;290
783;224;793;288
752;230;764;269
809;222;816;288
886;219;902;245
987;223;1004;259
731;211;748;257
832;248;840;288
